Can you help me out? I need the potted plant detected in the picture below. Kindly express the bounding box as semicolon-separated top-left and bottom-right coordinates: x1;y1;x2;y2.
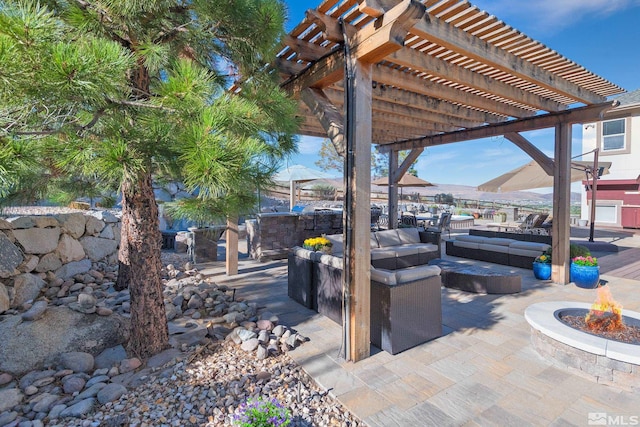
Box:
533;249;552;280
303;236;332;254
570;255;600;289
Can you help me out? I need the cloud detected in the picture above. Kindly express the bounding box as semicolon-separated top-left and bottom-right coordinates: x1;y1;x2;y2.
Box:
471;0;640;33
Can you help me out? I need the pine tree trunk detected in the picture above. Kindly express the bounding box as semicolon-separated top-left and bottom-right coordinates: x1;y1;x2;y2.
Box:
120;172;169;358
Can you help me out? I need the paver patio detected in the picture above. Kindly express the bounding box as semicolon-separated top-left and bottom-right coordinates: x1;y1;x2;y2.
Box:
203;228;640;426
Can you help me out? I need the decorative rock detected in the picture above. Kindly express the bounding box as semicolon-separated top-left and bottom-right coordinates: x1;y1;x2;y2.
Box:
54;213;86;239
168;326;208;348
12;227;61;255
59;397;95;418
11;274;46;308
236;329;257;342
86;375;110;388
118;358;142;374
21;301;48;321
33;393;61;413
19;254;39;274
48;403;67;420
96;307;113;316
240;338;259;353
258;330;269;344
0;388;24;412
223;312;244;324
69;293;97;314
97;383;128;404
0;411;18;426
58;352;94;373
187;294;204;310
0;372;13;385
75;383;106;400
56;234;86;264
256;319;274;331
84;217;105;236
34;253;62;273
24;384;38;395
54;259;92;280
259;311;279;324
256;345;268;360
63;376;86;394
94;345;127;370
79;237;117;262
272;325;286;337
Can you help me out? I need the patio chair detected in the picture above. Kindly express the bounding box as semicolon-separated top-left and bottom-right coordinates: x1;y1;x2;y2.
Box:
400;212;418;228
371;207;383;231
426;212;452;238
503;213;537;233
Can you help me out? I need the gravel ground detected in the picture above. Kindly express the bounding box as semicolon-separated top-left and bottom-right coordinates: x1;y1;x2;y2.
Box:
1;206;364;426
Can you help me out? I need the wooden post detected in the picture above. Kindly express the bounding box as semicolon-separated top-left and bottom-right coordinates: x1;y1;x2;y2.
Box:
226;216;239;276
388;150;399;228
551;122;572;285
589;148;600;242
343;47;372;363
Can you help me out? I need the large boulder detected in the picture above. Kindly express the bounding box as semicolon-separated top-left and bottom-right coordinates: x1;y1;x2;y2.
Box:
12;227;61;254
80;236;118;262
0;306;130;375
35;253;62;273
55;213;87;239
0;233;23;278
11;273;46;307
56;234;86;263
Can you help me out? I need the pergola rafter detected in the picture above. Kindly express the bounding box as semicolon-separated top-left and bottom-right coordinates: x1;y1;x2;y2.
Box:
274;0;625;362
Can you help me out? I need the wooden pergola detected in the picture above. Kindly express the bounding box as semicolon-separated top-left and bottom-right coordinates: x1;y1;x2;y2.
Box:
275;0;625;362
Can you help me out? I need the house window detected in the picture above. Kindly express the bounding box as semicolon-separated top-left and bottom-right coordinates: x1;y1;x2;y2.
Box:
602;118;625;151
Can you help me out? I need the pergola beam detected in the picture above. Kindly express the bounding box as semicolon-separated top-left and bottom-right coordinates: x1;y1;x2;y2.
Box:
373;66;534;118
324;88;484;128
300;88;346;156
388;47;567;112
282;50;344;95
352;0;426;64
504;132;555;175
377;101;617;153
392;148;423;182
410;14;606;105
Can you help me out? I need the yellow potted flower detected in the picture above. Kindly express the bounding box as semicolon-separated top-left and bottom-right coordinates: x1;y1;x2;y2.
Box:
303;236;332;254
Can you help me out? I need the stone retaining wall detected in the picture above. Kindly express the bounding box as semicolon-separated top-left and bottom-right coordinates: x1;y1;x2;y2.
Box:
246;212;342;261
0;211;121;313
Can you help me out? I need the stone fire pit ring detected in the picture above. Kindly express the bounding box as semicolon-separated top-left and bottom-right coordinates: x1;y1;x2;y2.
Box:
525;301;640;391
525;301;640;365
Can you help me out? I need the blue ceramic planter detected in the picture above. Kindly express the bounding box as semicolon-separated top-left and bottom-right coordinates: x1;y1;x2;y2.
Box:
570;264;600;289
532;262;551;280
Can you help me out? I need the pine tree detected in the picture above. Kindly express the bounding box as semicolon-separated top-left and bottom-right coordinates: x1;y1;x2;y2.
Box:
0;0;298;358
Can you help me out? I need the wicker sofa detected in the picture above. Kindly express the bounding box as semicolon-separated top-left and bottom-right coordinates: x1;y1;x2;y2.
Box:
445;234;550;269
288;247;443;354
325;228;441;270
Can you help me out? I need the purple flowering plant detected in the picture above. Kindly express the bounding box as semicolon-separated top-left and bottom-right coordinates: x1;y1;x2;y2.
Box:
233;397;290;427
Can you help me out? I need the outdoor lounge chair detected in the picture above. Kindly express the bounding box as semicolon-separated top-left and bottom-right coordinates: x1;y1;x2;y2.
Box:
426;212;452;238
400;212;418;227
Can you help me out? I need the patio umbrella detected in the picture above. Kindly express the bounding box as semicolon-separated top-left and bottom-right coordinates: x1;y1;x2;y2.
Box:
477;160;611;193
273;165;337;210
372;174;436;203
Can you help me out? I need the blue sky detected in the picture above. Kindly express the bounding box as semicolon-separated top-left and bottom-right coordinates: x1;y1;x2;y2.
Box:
280;0;640;192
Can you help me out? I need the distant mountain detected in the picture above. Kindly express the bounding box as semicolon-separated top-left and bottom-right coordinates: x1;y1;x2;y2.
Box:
298;179;582;204
371;182;582;204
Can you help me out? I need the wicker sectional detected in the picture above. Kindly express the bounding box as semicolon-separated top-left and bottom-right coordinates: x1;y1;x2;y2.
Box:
445;234;550;269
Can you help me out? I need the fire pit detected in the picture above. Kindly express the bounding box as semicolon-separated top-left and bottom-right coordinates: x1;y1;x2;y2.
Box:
525;292;640;391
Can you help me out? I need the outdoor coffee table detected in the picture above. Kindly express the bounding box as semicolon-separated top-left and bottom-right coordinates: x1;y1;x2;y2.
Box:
429;259;521;294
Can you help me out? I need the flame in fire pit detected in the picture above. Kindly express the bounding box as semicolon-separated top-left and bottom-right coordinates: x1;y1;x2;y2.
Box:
585;285;624;332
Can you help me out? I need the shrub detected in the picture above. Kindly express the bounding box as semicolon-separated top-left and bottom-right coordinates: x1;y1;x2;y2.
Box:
233;398;290;427
570;244;591;258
